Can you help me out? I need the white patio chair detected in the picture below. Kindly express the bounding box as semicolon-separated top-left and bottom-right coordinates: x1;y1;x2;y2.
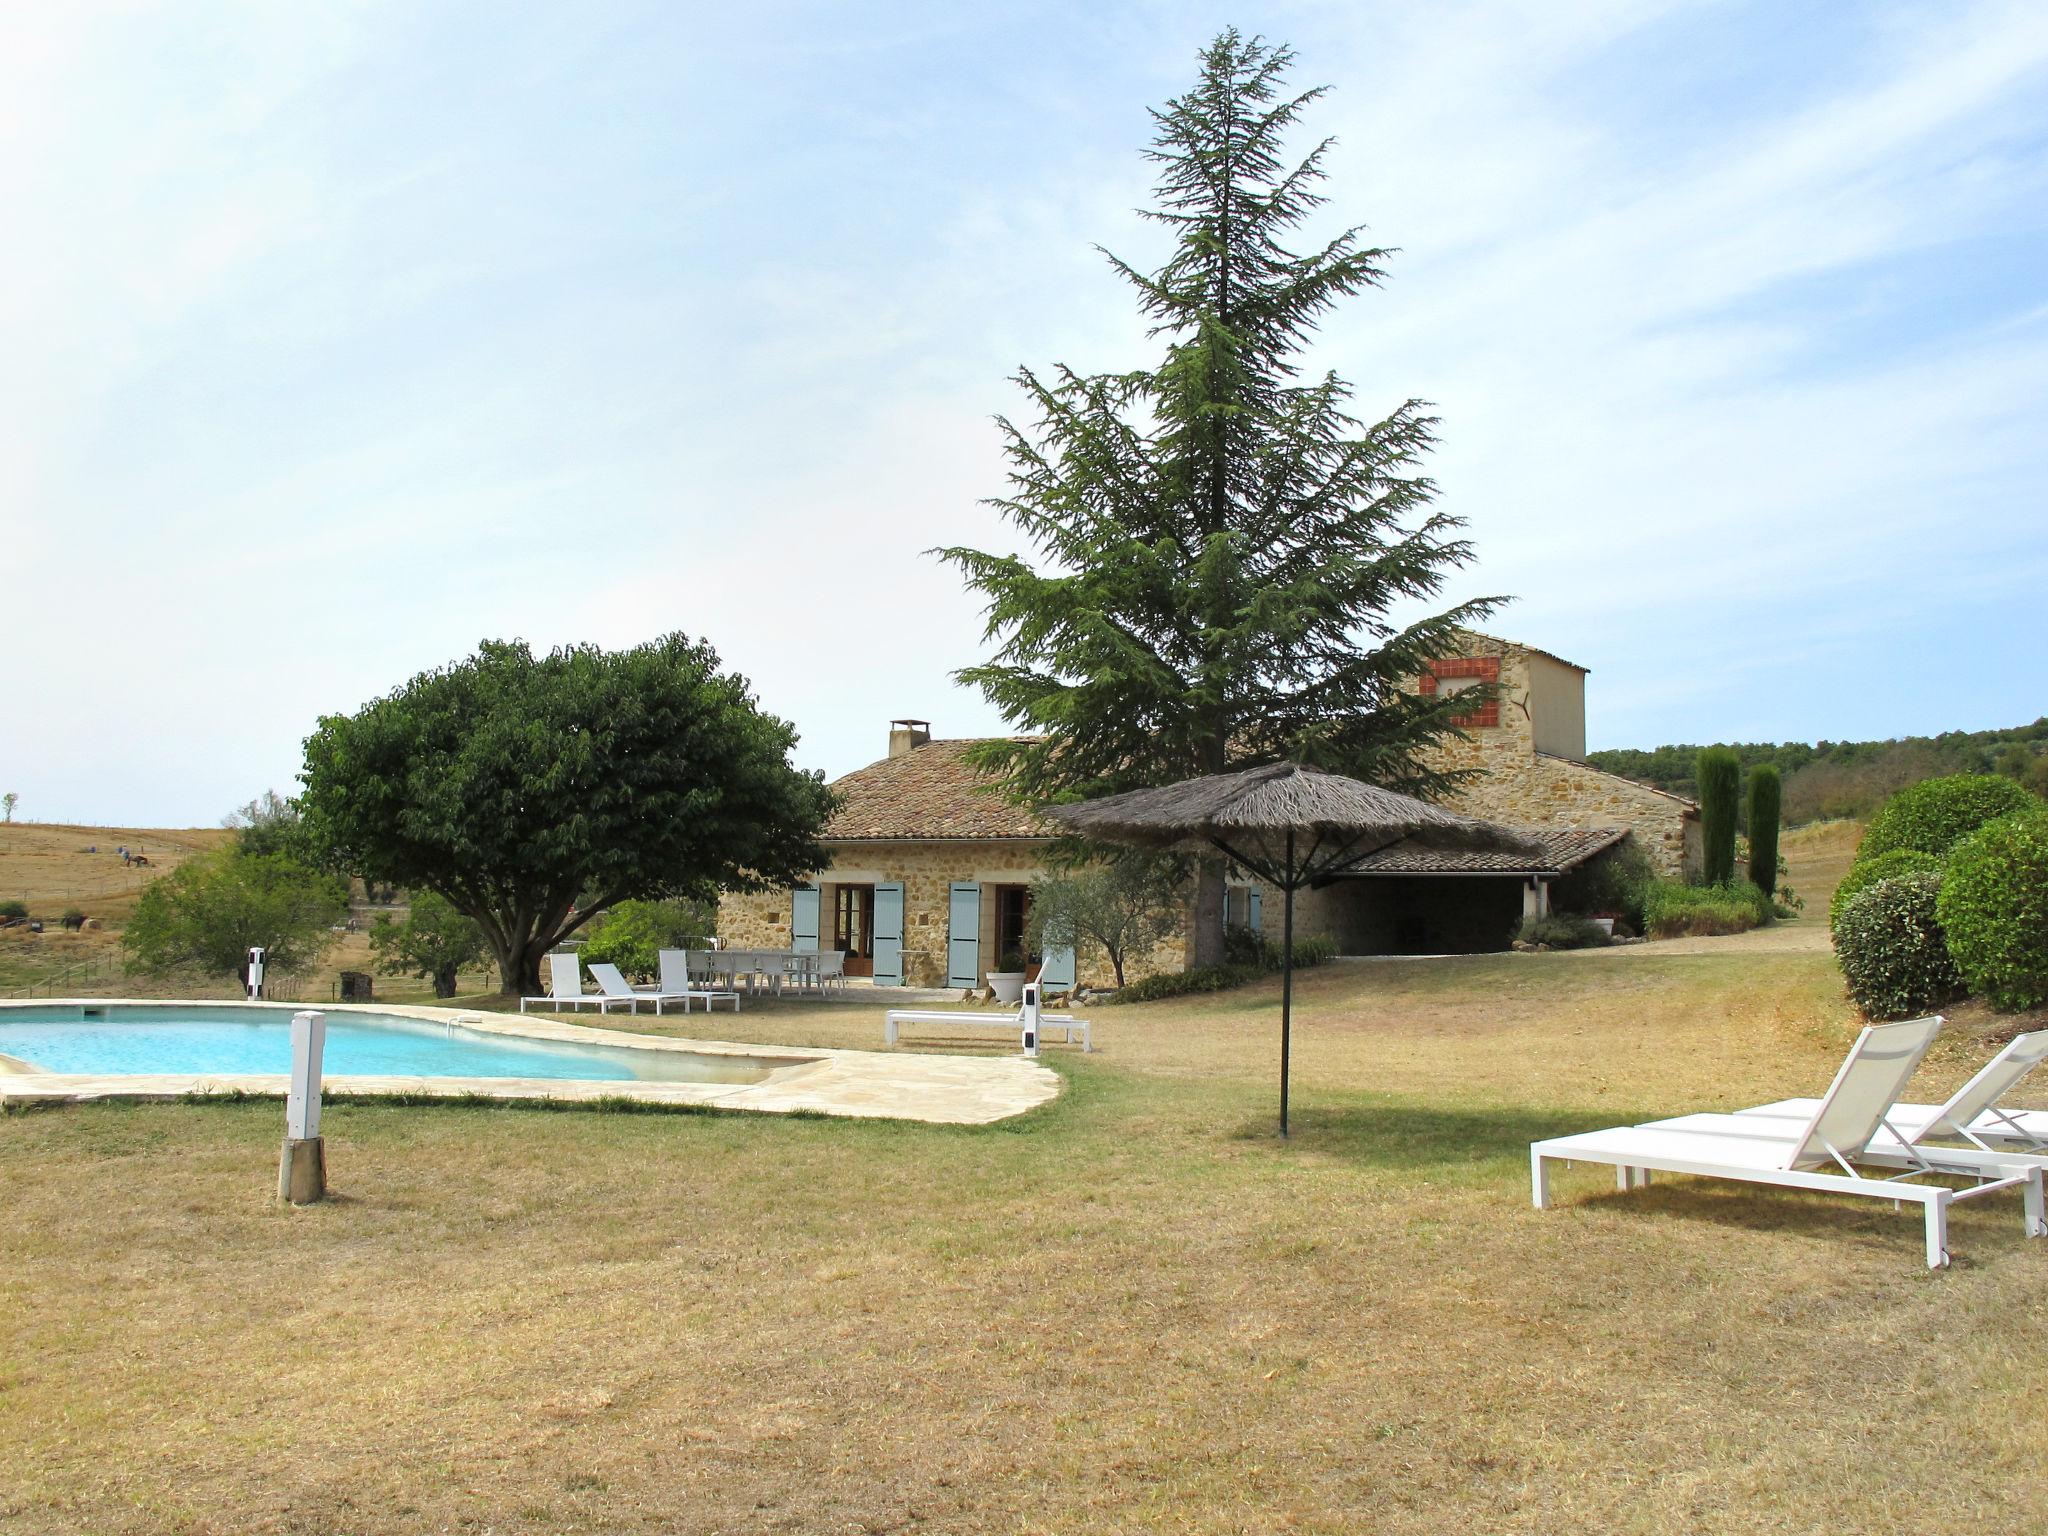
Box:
520;951;606;1013
816;950;848;995
658;950;741;1014
1531;1018;2044;1268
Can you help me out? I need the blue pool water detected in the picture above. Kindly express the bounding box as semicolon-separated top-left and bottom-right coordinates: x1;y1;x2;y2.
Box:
0;1005;780;1085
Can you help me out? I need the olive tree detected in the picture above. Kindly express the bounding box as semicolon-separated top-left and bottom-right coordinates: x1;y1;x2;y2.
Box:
1025;859;1185;988
300;635;833;996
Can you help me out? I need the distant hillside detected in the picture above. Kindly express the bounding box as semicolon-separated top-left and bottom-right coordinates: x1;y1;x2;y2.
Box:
1588;719;2048;825
0;823;232;920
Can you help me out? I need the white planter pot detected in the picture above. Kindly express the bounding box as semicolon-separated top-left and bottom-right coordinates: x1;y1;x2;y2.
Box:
1591;917;1616;937
986;972;1026;1005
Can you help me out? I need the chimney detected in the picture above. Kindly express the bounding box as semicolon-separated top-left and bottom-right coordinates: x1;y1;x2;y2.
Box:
888;718;931;758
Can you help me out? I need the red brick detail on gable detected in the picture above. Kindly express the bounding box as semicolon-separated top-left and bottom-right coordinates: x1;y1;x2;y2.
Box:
1418;656;1501;728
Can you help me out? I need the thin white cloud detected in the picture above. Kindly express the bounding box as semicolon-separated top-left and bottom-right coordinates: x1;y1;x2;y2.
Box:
3;0;2044;823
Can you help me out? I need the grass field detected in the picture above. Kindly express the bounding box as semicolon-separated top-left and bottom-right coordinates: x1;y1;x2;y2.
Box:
6;905;2048;1533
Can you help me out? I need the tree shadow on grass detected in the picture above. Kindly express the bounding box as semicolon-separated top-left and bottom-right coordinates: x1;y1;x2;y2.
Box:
1223;1098;1656;1174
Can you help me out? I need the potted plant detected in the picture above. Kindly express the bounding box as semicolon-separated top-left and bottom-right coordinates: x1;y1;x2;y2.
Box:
986;946;1028;1005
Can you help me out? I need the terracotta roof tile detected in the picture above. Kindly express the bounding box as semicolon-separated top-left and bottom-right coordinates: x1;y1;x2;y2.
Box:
1337;826;1629;875
825;739;1051;841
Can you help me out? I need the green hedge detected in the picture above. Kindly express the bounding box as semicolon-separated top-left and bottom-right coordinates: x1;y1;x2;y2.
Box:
1859;774;2040;862
1828;849;1942;934
1937;808;2048;1012
1518;915;1609;949
1643;880;1772;938
1833;872;1964;1020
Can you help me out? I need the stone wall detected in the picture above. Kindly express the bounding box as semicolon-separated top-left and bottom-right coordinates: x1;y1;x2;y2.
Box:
1417;634;1699;879
717;839;1169;990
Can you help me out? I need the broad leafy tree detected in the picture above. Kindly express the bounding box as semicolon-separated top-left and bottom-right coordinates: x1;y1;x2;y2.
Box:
224;789;318;863
369;891;491;998
300;636;833;996
940;30;1501;964
123;848;349;981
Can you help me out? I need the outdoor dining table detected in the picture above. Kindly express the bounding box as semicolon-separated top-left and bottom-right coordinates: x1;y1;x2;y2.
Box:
700;949;822;997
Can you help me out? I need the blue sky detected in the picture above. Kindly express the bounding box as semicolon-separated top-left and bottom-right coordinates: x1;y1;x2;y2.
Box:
4;0;2045;826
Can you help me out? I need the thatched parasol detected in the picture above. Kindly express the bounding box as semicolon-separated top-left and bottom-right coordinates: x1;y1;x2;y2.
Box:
1050;762;1541;1135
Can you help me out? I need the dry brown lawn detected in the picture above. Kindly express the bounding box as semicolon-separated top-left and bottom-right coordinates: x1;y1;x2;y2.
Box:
1780;818;1864;913
5;929;2047;1533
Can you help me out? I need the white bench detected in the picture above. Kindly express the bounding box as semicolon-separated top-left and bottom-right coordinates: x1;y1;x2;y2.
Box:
884;1007;1092;1053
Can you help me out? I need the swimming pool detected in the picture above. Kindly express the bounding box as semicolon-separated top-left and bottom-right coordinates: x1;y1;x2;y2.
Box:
0;1003;782;1085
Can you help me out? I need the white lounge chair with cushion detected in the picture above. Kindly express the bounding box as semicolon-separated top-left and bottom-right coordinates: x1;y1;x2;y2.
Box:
585;961;692;1015
658;950;741;1014
1531;1018;2044;1268
520;951;607;1013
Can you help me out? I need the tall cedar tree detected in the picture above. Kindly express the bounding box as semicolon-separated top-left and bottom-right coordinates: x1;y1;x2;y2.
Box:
940;31;1502;964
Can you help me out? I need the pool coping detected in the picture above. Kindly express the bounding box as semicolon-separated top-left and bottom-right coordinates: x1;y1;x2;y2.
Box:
0;999;1063;1126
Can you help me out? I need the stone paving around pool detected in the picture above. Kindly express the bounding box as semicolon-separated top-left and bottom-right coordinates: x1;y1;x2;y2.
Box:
0;1000;1063;1125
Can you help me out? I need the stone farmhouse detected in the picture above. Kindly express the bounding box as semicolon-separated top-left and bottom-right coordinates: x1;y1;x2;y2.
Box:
718;632;1699;988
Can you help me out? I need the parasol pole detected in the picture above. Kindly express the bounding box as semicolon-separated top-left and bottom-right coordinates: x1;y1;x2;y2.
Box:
1279;827;1295;1137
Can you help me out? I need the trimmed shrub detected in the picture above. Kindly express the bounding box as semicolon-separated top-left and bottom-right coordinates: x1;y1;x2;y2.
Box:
1697;747;1742;885
0;899;26;921
1937;808;2048;1011
1222;922;1270;969
1833;873;1965;1020
1829;849;1941;933
1747;765;1781;895
1643;880;1772;938
1859;774;2041;863
1518;915;1608;950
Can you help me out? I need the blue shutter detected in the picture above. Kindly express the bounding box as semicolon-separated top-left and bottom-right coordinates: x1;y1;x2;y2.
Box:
791;885;820;952
1038;941;1075;991
947;882;981;989
872;882;906;986
1248;888;1263;934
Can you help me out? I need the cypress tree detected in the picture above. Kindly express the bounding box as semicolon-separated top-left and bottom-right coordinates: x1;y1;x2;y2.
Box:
1698;747;1742;886
939;30;1502;965
1748;764;1782;895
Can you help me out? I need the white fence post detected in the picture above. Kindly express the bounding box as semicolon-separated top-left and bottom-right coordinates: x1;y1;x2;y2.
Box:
1020;982;1040;1059
279;1008;328;1202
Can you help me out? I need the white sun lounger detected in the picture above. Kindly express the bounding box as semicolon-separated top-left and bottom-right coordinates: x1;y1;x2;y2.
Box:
1531;1018;2043;1267
1728;1028;2048;1153
519;951;607;1013
658;950;742;1014
584;962;693;1015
